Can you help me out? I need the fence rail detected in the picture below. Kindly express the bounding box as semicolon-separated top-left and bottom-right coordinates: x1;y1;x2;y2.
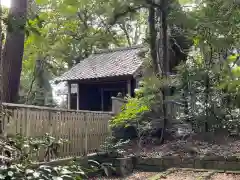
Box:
1;103;112;160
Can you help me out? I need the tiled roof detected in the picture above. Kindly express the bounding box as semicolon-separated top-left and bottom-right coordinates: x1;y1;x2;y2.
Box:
55;46;144;81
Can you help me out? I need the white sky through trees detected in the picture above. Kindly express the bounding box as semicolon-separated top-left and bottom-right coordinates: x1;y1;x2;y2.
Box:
1;0;10;8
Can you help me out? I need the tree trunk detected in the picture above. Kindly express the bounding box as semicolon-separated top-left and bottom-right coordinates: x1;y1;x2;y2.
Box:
0;1;3;104
148;6;159;75
204;74;210;132
157;0;169;143
33;59;45;106
161;0;169;75
1;0;27;103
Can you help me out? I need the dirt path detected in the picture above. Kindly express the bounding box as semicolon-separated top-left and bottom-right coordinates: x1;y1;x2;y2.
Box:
211;173;240;180
158;170;206;180
89;169;240;179
124;133;240;158
89;171;158;180
151;169;240;180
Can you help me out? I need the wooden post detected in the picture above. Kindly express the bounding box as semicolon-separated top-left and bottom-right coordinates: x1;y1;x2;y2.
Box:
101;88;104;111
76;83;80;110
84;113;88;155
49;110;53;135
127;80;131;97
25;108;30;137
67;82;71;109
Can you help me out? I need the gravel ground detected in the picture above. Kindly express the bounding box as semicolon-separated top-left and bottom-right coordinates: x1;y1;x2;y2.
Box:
158;170;205;180
211;173;240;180
89;170;240;180
154;170;240;180
124;137;240;158
89;134;240;179
88;171;158;180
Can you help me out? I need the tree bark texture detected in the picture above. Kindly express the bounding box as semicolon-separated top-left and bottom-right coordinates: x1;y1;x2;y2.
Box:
157;0;170;143
1;0;27;103
161;0;169;75
0;1;3;104
148;6;159;75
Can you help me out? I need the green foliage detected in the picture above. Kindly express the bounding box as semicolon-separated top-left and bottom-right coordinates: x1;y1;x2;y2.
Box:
24;0;147;72
20;0;148;105
172;46;240;133
87;160;116;177
99;136;130;154
110;0;239;134
0;133;67;164
111;97;149;128
0;133;90;180
20;58;55;106
0;164;88;180
110;75;163;128
41;133;69;162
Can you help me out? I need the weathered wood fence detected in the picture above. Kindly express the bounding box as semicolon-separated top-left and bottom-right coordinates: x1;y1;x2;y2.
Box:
0;97;182;160
0;103;112;159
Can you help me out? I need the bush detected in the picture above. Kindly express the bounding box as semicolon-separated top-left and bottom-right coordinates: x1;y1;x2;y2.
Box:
110;76;164;128
0;163;88;180
99;136;130;155
0;134;89;180
172;50;240;133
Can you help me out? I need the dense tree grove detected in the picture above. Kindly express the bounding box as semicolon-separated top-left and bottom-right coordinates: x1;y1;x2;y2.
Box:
0;1;239;179
110;0;240;136
20;0;148;105
0;0;239;135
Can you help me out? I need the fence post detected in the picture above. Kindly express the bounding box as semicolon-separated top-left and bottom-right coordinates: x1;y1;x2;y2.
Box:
84;112;88;155
25;108;30;137
0;105;3;134
49;110;53;135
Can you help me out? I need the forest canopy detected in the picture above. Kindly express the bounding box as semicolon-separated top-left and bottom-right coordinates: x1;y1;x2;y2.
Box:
0;0;239;117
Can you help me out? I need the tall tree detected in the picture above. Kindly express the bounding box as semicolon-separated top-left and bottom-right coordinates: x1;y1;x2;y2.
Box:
0;1;3;106
20;0;147;105
1;0;27;103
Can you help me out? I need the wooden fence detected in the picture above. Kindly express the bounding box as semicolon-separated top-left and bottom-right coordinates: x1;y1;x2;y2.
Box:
0;103;112;160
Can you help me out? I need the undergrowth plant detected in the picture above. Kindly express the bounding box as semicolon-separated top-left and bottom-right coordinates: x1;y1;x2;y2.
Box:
173;48;240;133
110;76;164;128
42;133;68;162
99;136;130;155
0;133;89;180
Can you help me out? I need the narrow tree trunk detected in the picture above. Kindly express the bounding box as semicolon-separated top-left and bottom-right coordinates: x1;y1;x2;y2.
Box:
33;59;45;106
119;24;132;47
148;6;159;75
204;74;210;132
158;0;169;143
0;1;3;104
1;0;27;103
204;45;213;133
161;0;169;75
0;1;4;134
183;88;189;119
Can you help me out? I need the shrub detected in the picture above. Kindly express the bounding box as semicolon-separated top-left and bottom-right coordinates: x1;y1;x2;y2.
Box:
99;136;130;155
110;76;164;128
0;163;88;180
0;134;88;180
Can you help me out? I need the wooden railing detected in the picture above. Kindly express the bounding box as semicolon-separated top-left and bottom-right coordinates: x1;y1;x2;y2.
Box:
1;103;112;160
